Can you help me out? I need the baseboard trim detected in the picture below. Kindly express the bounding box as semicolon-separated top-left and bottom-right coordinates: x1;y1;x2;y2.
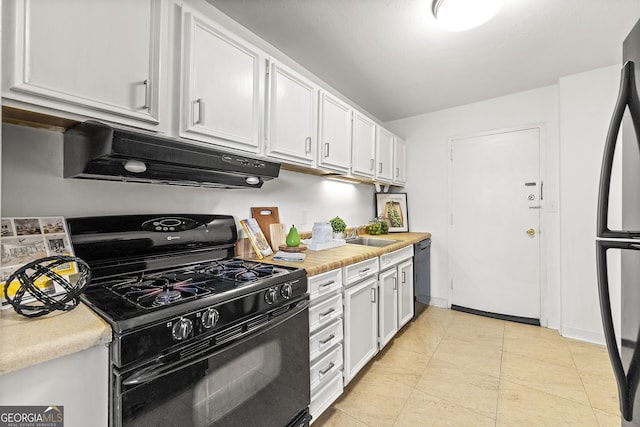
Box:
560;326;606;345
451;304;540;326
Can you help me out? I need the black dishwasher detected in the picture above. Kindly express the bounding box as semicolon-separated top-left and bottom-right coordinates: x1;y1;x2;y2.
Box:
414;238;431;317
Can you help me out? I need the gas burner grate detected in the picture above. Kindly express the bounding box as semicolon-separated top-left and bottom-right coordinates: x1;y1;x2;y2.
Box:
97;259;287;310
191;259;276;282
105;276;211;310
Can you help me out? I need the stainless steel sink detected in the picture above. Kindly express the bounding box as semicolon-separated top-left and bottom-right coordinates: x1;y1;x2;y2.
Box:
345;237;401;247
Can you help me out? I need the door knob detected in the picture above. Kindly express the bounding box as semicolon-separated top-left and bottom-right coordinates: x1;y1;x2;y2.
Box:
526;228;535;236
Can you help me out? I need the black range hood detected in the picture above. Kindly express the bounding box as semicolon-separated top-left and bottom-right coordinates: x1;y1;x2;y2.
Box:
63;121;280;189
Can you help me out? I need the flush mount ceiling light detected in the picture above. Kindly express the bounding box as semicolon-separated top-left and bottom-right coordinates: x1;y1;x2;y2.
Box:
432;0;503;32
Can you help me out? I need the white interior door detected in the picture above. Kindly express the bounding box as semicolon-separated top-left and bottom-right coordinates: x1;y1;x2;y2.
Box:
450;128;541;320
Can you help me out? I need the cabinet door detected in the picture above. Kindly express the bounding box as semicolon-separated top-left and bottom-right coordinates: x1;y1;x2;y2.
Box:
351;111;376;178
375;127;394;182
4;0;162;127
266;62;317;166
318;92;352;173
378;268;398;348
343;277;378;385
181;9;263;153
393;137;407;185
397;260;414;328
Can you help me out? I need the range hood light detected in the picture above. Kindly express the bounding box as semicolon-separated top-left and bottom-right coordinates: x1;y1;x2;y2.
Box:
124;160;147;174
245;176;260;185
432;0;503;32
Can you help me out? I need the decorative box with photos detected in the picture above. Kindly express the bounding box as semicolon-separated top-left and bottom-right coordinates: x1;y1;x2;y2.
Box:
1;217;78;310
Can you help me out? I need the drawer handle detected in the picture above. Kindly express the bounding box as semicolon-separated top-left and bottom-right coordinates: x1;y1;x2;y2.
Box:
358;267;371;277
319;362;335;376
319;334;336;345
319;280;335;289
319;308;335;318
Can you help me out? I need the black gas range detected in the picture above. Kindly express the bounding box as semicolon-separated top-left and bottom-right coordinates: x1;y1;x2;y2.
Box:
68;214;311;427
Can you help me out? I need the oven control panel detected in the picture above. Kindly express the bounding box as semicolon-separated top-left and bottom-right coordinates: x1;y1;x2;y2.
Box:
141;217;201;232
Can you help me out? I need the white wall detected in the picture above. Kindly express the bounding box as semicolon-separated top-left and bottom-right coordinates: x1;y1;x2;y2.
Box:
387;65;622;343
558;65;622;343
0;124;375;234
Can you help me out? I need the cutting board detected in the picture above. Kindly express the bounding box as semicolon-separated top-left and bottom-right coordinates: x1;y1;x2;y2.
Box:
269;223;287;250
250;207;279;245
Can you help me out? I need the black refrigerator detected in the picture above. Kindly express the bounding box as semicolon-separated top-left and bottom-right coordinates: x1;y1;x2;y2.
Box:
597;18;640;426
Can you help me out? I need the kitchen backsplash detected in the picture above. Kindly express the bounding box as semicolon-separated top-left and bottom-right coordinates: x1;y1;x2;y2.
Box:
1;124;376;233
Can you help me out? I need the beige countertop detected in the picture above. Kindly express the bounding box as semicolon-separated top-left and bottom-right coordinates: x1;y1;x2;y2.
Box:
0;302;112;375
257;232;431;275
0;232;429;376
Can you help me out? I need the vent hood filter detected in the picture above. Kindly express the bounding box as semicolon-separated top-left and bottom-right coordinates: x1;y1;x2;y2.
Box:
63;121;280;189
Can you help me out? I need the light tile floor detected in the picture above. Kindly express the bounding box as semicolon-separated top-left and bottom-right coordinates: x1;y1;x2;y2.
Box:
314;306;621;427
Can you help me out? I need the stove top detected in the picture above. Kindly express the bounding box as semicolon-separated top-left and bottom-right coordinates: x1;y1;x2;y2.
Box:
95;259;293;310
68;214;309;369
80;257;306;331
68;214;308;334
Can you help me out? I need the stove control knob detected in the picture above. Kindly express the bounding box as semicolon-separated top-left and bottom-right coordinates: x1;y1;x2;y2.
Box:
172;317;193;341
265;288;278;305
280;283;293;299
201;308;220;329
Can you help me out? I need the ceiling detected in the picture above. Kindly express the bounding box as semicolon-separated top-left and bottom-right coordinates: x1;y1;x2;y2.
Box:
205;0;640;123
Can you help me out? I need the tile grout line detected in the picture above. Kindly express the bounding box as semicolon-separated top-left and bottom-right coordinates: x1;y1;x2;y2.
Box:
390;312;453;426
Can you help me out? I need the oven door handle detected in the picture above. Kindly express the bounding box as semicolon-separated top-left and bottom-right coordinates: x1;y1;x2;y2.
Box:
122;299;310;387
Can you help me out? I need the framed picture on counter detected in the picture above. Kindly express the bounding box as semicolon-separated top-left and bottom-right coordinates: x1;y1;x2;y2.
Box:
375;193;408;232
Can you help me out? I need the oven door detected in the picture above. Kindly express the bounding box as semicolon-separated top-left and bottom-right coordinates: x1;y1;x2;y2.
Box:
114;301;310;427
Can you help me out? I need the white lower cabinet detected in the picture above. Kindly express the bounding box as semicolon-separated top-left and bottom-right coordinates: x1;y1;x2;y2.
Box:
308;248;415;421
378;245;415;350
378;267;399;349
343;276;378;384
342;257;380;385
308;268;344;423
397;259;415;328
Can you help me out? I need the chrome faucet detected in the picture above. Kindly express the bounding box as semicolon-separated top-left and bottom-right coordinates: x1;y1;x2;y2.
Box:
346;226;365;239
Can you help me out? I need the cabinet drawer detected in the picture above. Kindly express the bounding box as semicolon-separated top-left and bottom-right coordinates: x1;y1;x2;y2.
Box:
310;370;343;423
343;258;379;285
309;293;343;332
309;268;343;301
310;344;343;391
379;245;414;270
310;318;343;362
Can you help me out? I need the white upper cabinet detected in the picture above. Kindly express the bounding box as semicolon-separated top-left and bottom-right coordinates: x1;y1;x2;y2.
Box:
351;111;376;179
2;0;164;129
317;92;352;173
375;127;395;183
393;137;407;185
266;62;318;167
180;7;264;154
